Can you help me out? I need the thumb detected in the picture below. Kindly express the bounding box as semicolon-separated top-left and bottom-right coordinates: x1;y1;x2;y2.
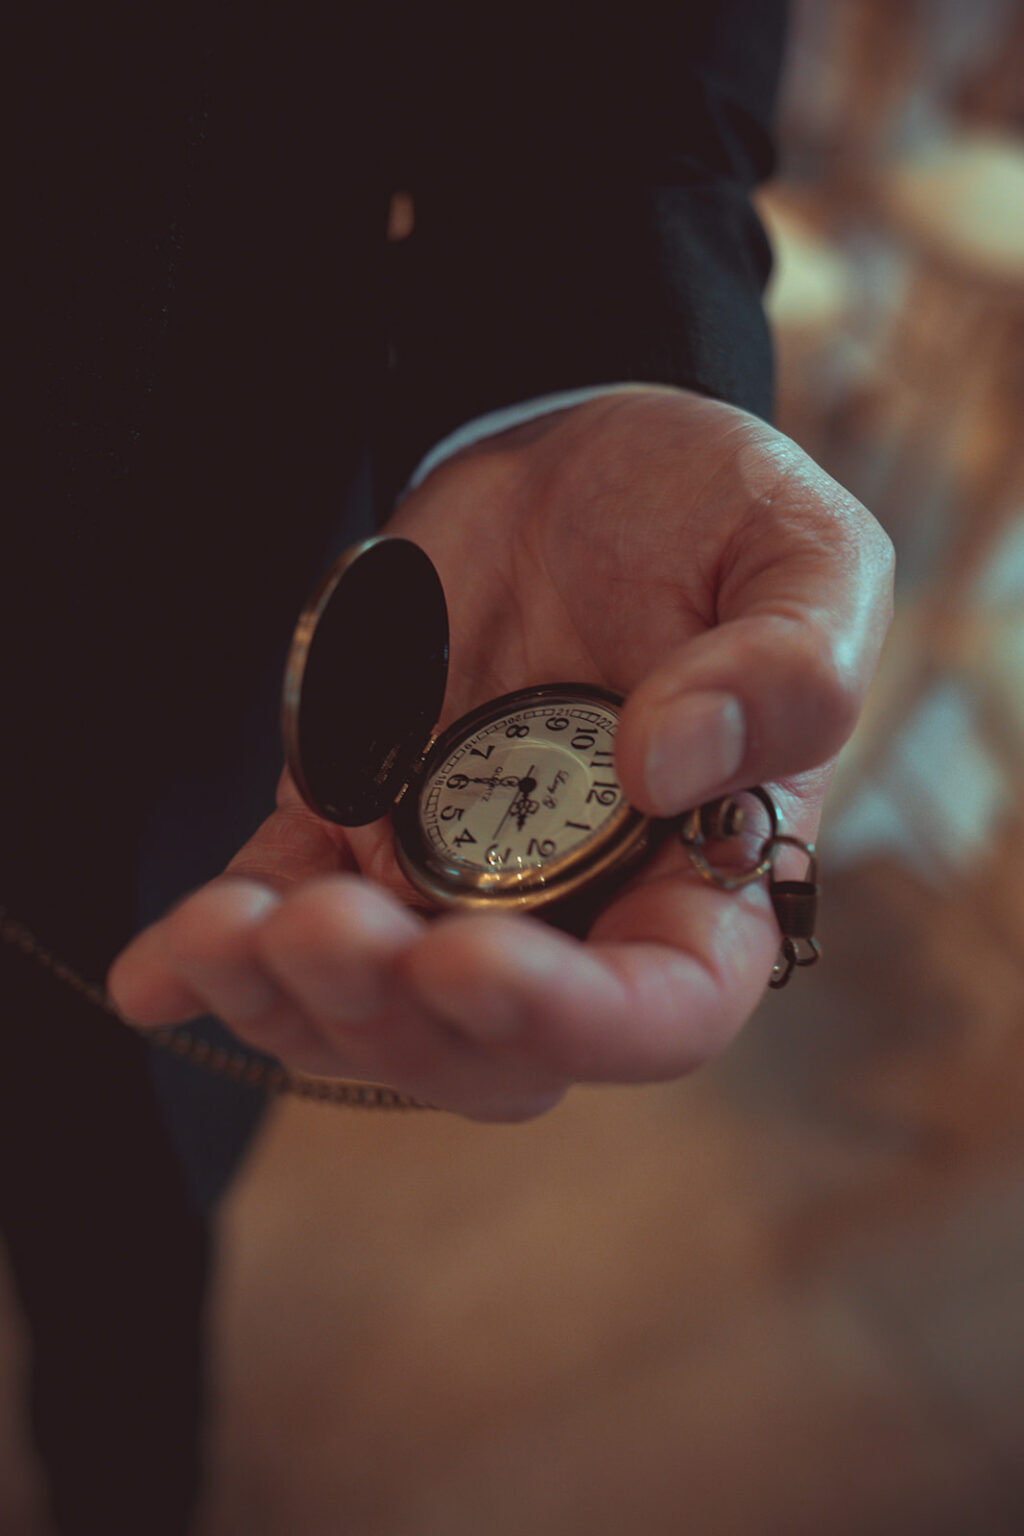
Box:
615;466;894;817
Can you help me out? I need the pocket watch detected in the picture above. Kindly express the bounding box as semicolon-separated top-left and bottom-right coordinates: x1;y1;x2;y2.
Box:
281;536;736;921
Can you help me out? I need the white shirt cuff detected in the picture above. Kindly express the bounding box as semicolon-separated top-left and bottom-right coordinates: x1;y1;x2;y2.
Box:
404;383;657;494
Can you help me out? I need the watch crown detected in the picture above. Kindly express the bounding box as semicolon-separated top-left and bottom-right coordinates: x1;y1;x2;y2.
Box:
699;797;745;841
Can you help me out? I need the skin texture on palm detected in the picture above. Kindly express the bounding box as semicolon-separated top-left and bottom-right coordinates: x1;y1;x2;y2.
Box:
108;388;894;1120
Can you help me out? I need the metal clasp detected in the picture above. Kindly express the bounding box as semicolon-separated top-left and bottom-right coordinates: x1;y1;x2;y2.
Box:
679;792;822;990
762;835;820;989
679;786;779;891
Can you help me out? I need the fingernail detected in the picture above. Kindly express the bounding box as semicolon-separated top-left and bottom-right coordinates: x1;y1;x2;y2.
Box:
645;691;745;816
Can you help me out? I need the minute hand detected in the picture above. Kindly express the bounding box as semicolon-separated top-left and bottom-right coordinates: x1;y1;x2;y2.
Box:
490;767;536;843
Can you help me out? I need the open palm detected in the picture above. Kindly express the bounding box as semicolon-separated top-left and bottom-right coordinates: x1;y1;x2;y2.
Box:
110;388;893;1119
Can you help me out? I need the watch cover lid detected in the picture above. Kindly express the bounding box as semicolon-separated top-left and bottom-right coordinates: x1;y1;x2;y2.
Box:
282;536;450;826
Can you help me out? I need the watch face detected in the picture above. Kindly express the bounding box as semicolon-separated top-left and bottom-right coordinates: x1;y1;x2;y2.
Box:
393;685;650;910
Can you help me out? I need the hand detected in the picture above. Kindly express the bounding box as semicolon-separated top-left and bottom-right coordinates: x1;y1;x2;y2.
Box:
108;388;893;1120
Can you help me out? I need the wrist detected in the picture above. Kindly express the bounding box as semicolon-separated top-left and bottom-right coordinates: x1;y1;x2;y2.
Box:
402;383;680;497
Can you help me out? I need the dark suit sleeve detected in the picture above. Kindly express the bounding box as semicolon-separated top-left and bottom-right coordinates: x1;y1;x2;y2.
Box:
381;1;786;491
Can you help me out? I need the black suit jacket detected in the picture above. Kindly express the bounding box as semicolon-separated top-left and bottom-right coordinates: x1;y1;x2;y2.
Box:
6;1;783;964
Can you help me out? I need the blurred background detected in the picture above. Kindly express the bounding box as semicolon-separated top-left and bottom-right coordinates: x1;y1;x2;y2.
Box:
3;1;1024;1531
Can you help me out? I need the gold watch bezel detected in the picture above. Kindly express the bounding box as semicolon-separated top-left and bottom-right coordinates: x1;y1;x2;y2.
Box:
390;683;653;913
